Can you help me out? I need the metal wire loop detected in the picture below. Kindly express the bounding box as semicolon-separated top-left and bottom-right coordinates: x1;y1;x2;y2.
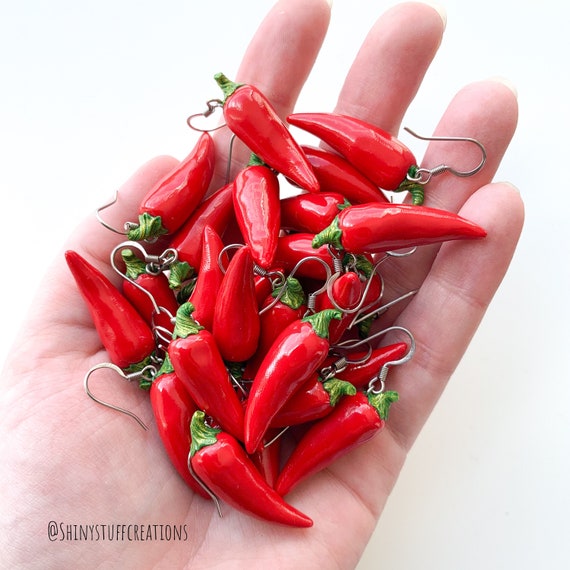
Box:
186;99;226;133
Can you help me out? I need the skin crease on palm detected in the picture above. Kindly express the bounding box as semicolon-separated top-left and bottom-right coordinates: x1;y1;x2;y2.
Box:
0;1;524;569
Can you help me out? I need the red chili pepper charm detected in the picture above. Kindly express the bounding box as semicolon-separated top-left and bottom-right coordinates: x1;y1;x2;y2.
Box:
312;202;487;254
65;250;156;368
215;73;319;193
280;192;350;235
244;309;341;454
300;145;389;204
169;182;235;269
189;410;313;527
149;359;210;499
212;245;260;363
275;390;399;496
120;248;179;333
273;233;334;280
168;302;245;441
232;163;281;269
128;132;216;240
188;225;226;331
288;112;416;191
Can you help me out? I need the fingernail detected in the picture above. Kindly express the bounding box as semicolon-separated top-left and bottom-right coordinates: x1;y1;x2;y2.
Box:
488;76;518;99
421;2;447;30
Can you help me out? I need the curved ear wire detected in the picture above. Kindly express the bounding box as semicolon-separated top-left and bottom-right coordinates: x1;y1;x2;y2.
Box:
95;191;131;235
404;127;487;184
84;362;156;430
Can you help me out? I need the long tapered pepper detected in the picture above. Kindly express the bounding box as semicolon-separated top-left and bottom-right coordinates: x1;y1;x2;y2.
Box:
288;112;416;191
300;145;389;204
168;302;244;441
312;202;487;254
65;250;155;368
280;192;350;235
188;225;226;331
232;162;281;269
120;248;179;333
275;390;399;497
215;73;319;193
169;182;235;269
270;374;356;428
127;132;216;240
244;309;341;454
190;410;313;527
149;358;210;499
212;245;260;363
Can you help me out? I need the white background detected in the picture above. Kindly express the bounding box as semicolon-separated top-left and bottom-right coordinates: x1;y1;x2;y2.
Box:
1;1;568;568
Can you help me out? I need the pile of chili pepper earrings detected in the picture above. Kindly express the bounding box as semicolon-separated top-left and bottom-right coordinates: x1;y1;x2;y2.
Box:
68;72;488;528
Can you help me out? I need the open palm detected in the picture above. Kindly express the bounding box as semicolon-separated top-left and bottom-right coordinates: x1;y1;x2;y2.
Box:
0;1;523;568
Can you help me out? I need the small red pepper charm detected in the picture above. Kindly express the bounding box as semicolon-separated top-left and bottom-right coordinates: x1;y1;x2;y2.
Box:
312;202;487;254
189;410;313;527
275;390;399;496
169;182;235;269
287;112;416;192
214;73;319;193
232;161;281;269
149;358;210;499
65;250;156;368
244;308;342;454
273;233;335;280
212;245;260;363
127;132;216;240
168;302;245;441
280;191;350;235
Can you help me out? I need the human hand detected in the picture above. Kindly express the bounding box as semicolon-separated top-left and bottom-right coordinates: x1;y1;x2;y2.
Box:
0;1;523;568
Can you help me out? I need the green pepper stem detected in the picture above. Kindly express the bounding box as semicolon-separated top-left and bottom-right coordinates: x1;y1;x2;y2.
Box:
311;216;343;250
126;212;169;241
172;302;204;339
302;309;342;340
121;248;147;280
367;390;399;421
273;276;306;310
214;72;244;102
322;378;357;407
168;261;193;290
189;410;221;457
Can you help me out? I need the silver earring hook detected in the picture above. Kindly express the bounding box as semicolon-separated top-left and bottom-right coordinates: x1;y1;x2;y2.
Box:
84;362;156;430
186;99;226;132
404;127;487;185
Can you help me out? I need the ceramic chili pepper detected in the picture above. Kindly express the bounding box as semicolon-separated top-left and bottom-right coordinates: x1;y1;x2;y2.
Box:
189;410;313;527
275;390;399;496
326;342;409;390
315;270;363;344
149;358;210;499
214;73;319;193
280;192;350;235
168;302;245;441
120;248;179;333
273;233;334;280
169;182;235;269
242;276;307;381
127;132;216;241
270;374;356;428
287;112;416;192
188;225;226;331
244;309;342;454
249;428;282;488
212;245;260;363
232;161;281;268
300;145;389;204
312;202;487;254
65;250;156;368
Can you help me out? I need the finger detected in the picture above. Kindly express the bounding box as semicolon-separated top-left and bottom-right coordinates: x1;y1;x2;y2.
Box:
211;0;332;183
385;182;525;449
419;78;519;212
334;2;446;134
